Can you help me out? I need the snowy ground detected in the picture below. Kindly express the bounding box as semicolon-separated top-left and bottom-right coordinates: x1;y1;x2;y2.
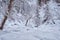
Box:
0;20;60;40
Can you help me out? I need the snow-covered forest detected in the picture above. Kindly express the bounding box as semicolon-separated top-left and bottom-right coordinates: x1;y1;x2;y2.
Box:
0;0;60;40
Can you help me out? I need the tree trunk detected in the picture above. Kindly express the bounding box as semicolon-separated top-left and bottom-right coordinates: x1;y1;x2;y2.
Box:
0;16;7;30
38;0;49;6
0;0;14;30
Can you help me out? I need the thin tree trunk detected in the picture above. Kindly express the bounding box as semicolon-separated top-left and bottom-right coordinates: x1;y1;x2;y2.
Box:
38;0;49;6
0;16;7;30
25;17;32;26
0;0;14;30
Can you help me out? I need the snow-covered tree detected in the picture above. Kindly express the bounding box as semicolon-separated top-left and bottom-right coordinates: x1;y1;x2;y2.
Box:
0;0;14;30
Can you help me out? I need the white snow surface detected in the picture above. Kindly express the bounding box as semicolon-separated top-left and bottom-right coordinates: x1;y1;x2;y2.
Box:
0;19;60;40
